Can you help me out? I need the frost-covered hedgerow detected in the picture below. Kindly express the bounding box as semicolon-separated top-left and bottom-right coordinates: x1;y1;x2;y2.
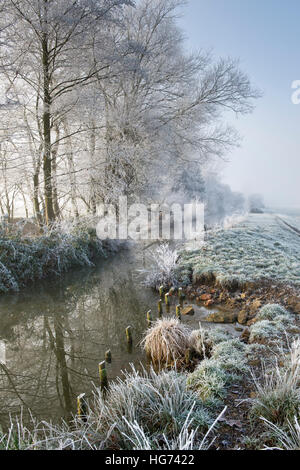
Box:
178;214;300;288
0;219;120;294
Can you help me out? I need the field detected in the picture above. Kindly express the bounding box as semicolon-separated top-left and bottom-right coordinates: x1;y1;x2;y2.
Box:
179;213;300;289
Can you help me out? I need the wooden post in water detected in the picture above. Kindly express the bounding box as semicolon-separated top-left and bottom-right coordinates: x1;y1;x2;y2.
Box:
176;304;181;321
77;393;87;422
99;361;108;391
126;326;133;353
147;310;152;327
126;326;133;344
178;287;184;306
158;300;163;318
159;285;164;299
105;349;112;363
169;287;175;296
165;293;170;313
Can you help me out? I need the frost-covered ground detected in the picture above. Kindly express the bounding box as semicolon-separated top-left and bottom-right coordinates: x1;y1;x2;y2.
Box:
179;213;300;288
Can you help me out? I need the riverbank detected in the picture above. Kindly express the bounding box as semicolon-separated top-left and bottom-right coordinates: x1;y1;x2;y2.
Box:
176;213;300;319
0;218;122;294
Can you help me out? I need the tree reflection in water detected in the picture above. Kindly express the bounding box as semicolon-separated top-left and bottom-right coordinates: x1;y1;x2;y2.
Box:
0;250;158;428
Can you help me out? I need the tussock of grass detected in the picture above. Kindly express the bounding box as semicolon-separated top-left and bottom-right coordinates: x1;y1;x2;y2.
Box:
262;416;300;450
211;339;249;375
187;335;250;403
189;326;233;358
187;359;228;402
249;304;296;345
250;339;300;427
256;304;290;321
249;320;286;344
96;366;215;449
142;318;192;366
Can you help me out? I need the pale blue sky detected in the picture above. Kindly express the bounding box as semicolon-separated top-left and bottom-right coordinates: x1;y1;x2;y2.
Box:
179;0;300;207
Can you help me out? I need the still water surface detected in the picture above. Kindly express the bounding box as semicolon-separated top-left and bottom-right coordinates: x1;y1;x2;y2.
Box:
0;248;160;427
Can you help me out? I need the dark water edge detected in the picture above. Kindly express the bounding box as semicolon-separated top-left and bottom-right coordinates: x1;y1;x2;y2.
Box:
0;249;160;428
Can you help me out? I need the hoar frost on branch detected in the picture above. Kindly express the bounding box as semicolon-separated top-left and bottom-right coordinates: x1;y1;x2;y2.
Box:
0;0;259;225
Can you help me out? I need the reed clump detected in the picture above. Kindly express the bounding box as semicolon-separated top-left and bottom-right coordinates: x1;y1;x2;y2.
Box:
142;318;192;366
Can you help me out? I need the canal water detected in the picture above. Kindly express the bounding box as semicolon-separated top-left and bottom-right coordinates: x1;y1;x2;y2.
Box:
0;246;238;428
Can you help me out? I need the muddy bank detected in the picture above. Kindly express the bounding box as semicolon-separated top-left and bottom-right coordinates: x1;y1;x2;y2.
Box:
179;279;300;326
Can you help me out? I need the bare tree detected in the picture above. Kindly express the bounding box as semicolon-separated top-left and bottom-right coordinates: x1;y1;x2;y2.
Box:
1;0;133;223
0;0;259;223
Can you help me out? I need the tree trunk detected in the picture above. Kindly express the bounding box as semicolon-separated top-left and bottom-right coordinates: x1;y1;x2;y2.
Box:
63;120;79;218
33;170;43;226
42;18;55;225
52;125;60;219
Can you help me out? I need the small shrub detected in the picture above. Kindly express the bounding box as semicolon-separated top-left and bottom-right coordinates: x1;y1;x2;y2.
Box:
138;243;179;289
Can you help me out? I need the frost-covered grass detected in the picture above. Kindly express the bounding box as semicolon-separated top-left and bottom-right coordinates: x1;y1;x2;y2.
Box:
142;318;192;366
187;333;249;403
189;326;232;356
0;218;121;294
249;304;295;345
256;304;291;321
0;367;225;450
187;359;229;402
250;339;300;427
249;320;286;345
262;417;300;450
1;310;299;450
178;214;300;288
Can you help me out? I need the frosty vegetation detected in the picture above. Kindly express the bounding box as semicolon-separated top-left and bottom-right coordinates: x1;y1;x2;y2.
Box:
0;0;258;227
0;366;226;450
1;302;298;450
139;243;179;289
0;218;121;293
178;213;300;288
